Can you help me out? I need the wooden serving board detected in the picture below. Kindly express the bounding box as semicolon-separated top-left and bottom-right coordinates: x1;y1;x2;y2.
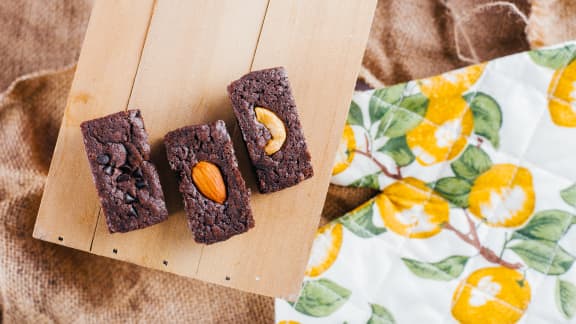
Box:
34;0;375;298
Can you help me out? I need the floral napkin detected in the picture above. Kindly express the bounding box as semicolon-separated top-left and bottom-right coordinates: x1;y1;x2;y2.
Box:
276;41;576;323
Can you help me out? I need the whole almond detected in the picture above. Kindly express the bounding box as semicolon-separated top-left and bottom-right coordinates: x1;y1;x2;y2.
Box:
192;161;227;204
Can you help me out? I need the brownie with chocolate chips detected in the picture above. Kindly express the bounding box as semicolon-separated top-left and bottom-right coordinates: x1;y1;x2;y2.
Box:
80;110;168;233
227;67;313;193
164;120;254;244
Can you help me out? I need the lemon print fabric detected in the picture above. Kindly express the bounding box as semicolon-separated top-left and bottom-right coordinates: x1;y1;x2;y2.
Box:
331;62;503;189
407;64;484;166
468;164;535;228
405;95;474;166
548;59;576;127
278;42;576;324
419;63;486;99
305;223;343;277
409;65;478;166
529;44;576;127
332;124;356;175
376;178;449;238
452;267;531;324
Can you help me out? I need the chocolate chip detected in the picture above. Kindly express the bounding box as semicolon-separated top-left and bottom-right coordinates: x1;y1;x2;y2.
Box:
103;165;113;175
118;165;132;173
125;193;136;204
129;206;138;217
116;174;130;182
135;179;147;188
132;168;143;178
96;154;110;165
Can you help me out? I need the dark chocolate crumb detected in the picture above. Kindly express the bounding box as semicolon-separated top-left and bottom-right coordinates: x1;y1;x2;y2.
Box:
225;276;230;281
96;154;110;165
58;236;63;241
163;260;168;266
116;174;130;182
112;248;118;254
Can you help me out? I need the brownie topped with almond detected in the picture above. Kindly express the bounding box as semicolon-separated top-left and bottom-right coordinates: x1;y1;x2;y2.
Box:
164;120;254;244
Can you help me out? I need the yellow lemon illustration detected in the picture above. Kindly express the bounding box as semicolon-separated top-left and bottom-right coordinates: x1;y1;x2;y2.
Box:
376;177;449;238
419;63;486;99
406;96;474;166
469;164;535;228
548;59;576;127
332;124;356;175
278;321;300;324
305;223;343;277
452;267;531;324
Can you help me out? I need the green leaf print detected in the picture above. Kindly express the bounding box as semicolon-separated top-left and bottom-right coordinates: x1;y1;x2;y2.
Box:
401;256;469;281
348;100;364;127
509;240;575;275
367;303;396;324
377;136;415;167
430;177;472;208
369;83;406;123
464;92;502;148
561;184;576;208
293;278;351;317
450;145;492;182
556;279;576;319
338;201;386;238
350;172;381;190
513;210;575;242
377;93;428;138
529;44;576;69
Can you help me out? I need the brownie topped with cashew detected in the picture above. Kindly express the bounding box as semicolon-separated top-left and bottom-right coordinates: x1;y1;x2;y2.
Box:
164;120;254;244
227;67;314;193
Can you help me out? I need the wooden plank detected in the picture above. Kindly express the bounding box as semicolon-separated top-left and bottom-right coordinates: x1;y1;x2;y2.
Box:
33;0;156;250
89;0;270;273
194;0;377;298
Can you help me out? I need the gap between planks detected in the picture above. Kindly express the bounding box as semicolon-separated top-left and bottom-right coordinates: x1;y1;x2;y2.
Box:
248;0;272;72
88;0;158;252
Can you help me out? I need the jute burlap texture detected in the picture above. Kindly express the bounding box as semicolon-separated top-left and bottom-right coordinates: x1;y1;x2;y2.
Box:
1;0;575;322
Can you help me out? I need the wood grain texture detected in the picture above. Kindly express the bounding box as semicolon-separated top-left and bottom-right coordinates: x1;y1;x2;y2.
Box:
34;0;376;297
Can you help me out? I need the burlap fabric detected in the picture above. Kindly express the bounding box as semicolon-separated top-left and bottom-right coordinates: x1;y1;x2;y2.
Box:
1;0;574;322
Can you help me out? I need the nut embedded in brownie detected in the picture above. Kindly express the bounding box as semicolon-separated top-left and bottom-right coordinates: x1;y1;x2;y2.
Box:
227;66;314;193
164;120;254;244
80;109;168;233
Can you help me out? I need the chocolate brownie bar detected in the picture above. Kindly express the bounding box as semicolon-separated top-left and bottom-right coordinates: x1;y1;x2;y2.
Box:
80;110;168;233
164;120;254;244
227;67;313;193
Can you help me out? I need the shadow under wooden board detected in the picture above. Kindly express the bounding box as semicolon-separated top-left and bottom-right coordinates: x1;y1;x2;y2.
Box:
34;0;376;298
